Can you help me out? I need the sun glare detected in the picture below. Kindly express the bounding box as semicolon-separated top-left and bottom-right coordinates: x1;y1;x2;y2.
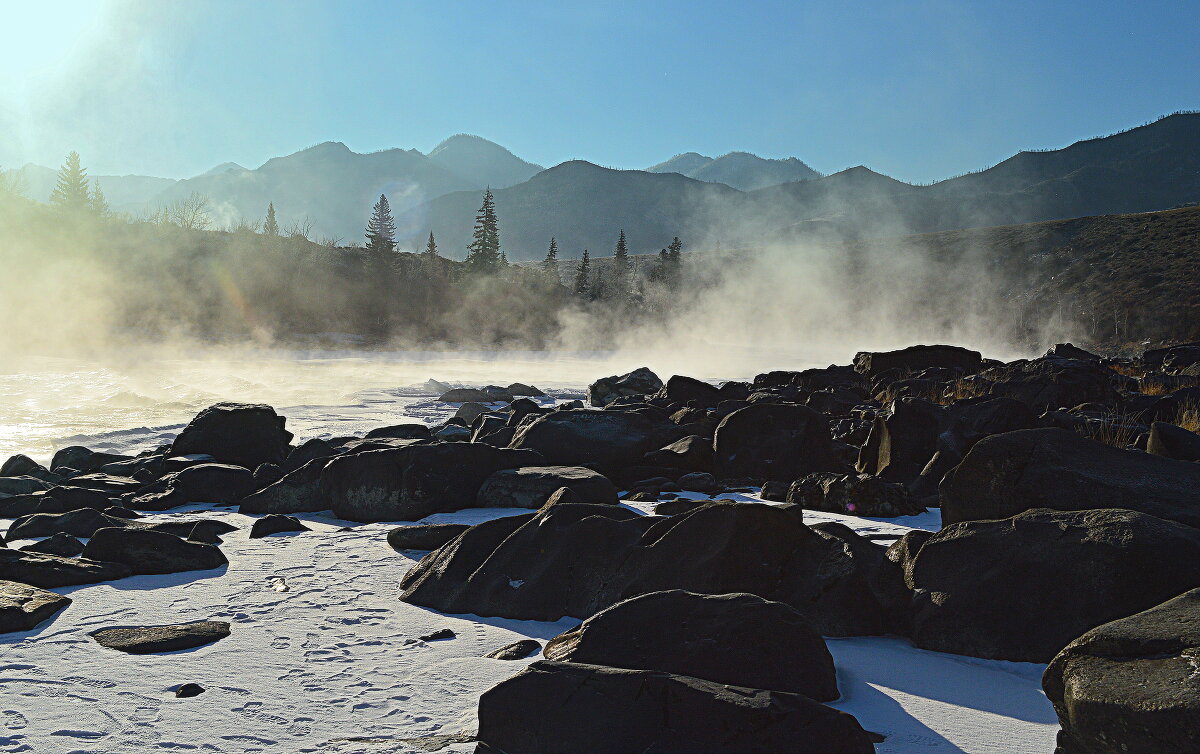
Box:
0;1;107;82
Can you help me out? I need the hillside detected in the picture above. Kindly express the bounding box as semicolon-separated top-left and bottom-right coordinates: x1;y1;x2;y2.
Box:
5;164;177;207
648;151;821;190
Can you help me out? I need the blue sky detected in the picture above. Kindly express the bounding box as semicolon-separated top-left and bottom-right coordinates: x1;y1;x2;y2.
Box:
2;0;1197;182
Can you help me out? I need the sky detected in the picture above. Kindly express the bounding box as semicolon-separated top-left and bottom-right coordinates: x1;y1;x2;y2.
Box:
1;0;1197;183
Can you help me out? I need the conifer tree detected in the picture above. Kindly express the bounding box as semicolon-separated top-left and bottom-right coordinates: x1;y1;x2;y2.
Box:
422;232;443;274
90;183;109;216
365;194;397;255
465;188;501;274
573;249;591;296
263;202;280;236
49;151;91;213
542;237;560;282
612;229;630;297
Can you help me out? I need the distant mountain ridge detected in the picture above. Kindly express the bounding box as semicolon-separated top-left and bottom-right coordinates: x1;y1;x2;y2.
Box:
648;151;822;190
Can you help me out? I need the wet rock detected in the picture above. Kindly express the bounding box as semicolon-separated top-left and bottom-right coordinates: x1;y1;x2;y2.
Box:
91;621;230;654
485;639;541;660
476;466;618;509
475;661;875;754
82;527;227;576
543;590;838;700
387;523;471;551
169;403;293;470
587;367;663;407
0;580;71;633
249;514;309;538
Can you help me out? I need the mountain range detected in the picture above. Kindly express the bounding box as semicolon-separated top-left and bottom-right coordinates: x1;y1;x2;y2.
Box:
5;113;1198;259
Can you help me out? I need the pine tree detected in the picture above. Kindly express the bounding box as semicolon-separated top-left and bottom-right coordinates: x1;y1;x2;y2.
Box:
464;188;501;274
573;249;591;296
666;236;683;288
612;229;630;297
422;232;442;274
263;202;279;236
542;237;560;283
365;194;397;254
49;151;91;213
90;183;109;216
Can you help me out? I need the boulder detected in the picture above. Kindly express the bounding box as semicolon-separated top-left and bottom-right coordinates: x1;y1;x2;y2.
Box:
387;523;471;551
0;455;42;477
1046;342;1102;362
856;398;944;487
509;410;673;470
655;375;725;408
543;590;838;700
485;639;541;660
323;444;543;522
476;661;875;754
643;435;713;471
788;472;922;517
126;463;257;511
82;528;227;576
145;519;238;540
169;403;293;470
438;388;496;403
0;476;51;496
587;367;663;407
249;515;309;538
455;402;491;424
281;437;340;473
1043;588;1200;754
1146;421;1200;462
90;620;230;654
476;466;618;509
7;509;132;540
238;455;338;515
364;424;432;441
0;580;71;633
50;447;131;474
506;382;545;397
941;428;1200;528
677;472;718;493
908;507;1200;662
853;344;983;377
19;533;84;558
713;404;837;481
0;548;130;588
961;356;1121;411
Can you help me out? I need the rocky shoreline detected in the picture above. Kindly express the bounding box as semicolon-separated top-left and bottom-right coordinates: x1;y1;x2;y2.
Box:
2;340;1200;752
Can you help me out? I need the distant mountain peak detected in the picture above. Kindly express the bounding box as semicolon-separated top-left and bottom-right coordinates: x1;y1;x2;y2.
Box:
198;162;247;177
426;134;543;189
648;150;820;190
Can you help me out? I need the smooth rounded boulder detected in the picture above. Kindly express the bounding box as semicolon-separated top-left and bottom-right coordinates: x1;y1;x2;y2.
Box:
587;367;663;407
82;527;228;576
126;463;257;511
508;410;673;470
543;590;838;700
475;466;618;508
713;404;838;481
940;428;1200;528
475;660;875;754
853;344;983;377
0;548;131;588
0;580;72;633
169;403;293;470
1043;588;1200;754
387;523;470;551
91;620;230;654
907;507;1200;662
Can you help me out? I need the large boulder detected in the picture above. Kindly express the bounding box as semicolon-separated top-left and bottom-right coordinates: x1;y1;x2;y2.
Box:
249;514;309;538
960;356;1121;411
238;455;338;515
543;590;838;700
713;404;837;481
476;466;618;509
0;455;42;477
587;367;663;407
19;533;85;558
476;661;875;754
644;435;713;471
508;410;672;470
853;344;983;377
0;549;130;588
1043;588;1200;754
856;398;944;487
126;463;257;511
7;509;132;540
364;424;432;441
0;580;71;633
169;403;293;470
907;507;1200;662
0;476;51;496
654;375;724;408
50;447;130;474
82;527;227;576
788;472;923;517
386;523;470;551
323;444;543;523
940;428;1200;528
1146;421;1200;462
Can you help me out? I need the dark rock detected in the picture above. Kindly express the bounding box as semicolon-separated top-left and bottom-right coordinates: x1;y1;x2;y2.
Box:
759;480;790;502
941;428;1200;528
713;404;838;481
281;437;340;473
587;367;663;407
856;398;944;487
455;402;491;424
90;621;230;654
654;375;724;408
950;396;1036;438
854;344;983;377
82;528;227;576
19;533;84;558
476;466;618;509
238;455;338;515
509;410;673;471
51;447;131;474
1146;421;1200;462
252;463;283;487
485;639;541;660
676;472;717;493
0;580;71;633
0;476;51;496
324;444;543;522
438;388;496;403
175;683;205;698
1043;588;1200;754
1;455;42;477
908;507;1200;662
365;424;433;441
543;590;838;700
788;472;923;517
1046;343;1102;361
476;661;875;754
644;435;713;471
249;515;309;538
653;498;713;516
126;463;257;511
506;382;545;397
103;506;140;519
7;509;132;540
145;520;238;540
387;523;471;551
0;548;130;588
961;356;1121;411
43;484;116;511
169;403;293;470
417;628;456;642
